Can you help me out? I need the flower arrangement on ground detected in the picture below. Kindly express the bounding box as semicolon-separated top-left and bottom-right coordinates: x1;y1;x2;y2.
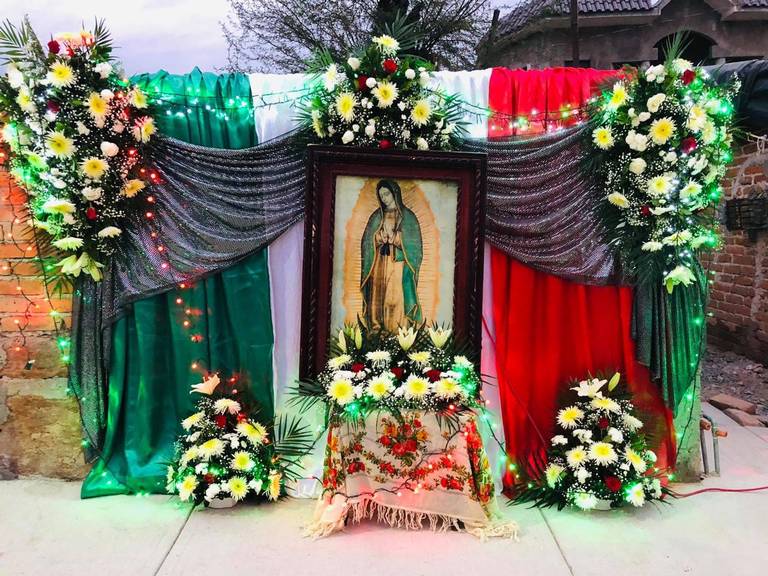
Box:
515;373;668;511
587;38;738;293
167;373;312;507
296;322;482;421
300;19;465;151
0;18;156;281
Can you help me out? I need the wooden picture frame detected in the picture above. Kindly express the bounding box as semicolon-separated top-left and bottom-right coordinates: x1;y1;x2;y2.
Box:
300;145;487;379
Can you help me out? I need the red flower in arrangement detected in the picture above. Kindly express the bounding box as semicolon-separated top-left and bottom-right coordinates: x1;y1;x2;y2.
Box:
392;443;406;456
236;412;247;423
357;75;369;90
404;439;418;452
604;476;622;493
47;39;60;54
215;414;227;428
85;206;97;220
640;205;652;217
204;473;215;484
598;417;610;429
390;366;404;379
440;455;452;469
379;139;392;149
425;369;441;382
379;435;391;446
402;423;412;435
382;58;398;74
351;362;365;373
413;419;422;428
681;136;698;154
681;69;696;86
46;100;60;114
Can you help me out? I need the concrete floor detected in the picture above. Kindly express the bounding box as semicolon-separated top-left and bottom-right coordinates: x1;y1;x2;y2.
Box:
2;404;767;576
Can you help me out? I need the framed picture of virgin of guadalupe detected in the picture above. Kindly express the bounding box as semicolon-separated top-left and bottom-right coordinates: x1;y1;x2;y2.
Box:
300;146;487;378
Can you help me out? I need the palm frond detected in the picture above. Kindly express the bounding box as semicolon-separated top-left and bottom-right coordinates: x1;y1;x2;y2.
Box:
661;32;691;66
273;412;314;458
91;18;114;60
0;18;31;63
379;10;422;53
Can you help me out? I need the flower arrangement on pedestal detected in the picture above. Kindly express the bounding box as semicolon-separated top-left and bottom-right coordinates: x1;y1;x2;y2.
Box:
515;373;668;511
296;323;482;421
300;20;465;151
167;373;312;507
0;18;156;280
587;39;738;292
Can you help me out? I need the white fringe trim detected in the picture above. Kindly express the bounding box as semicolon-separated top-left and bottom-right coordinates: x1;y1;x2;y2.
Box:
304;496;519;541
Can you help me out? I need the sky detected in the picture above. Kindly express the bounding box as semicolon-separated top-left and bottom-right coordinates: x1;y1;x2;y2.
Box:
0;1;514;75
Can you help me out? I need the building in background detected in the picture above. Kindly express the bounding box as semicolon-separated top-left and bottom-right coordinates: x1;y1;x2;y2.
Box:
480;0;768;69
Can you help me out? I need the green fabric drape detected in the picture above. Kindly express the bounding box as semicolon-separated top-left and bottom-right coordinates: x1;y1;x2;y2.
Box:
82;69;272;497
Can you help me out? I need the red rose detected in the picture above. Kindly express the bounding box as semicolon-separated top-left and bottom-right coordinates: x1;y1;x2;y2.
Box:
86;206;97;220
382;58;398;74
215;414;227;428
204;473;215;484
640;205;652;217
425;369;441;382
604;476;622;493
379;139;392;149
681;69;696;86
598;417;610;429
46;100;60;114
681;136;698;154
351;362;365;373
236;412;247;423
47;40;60;54
391;366;404;379
357;75;369;90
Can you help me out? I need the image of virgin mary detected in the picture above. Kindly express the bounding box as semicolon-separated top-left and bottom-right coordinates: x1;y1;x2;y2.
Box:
360;179;423;333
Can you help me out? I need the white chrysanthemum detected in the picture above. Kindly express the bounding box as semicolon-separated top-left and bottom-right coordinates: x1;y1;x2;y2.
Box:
372;34;399;55
647;175;673;197
231;451;254;471
327;377;355;405
181;411;205;431
647;93;666;113
335;92;356;122
372;81;398;108
198;438;225;460
545;463;564;488
403;374;430;400
649;117;676;145
213;398;241;415
97;226;122;238
178;475;198;502
434;378;462;400
408;350;431;366
624;447;647;473
551;435;568;445
566;446;588;469
573;491;598;510
608;192;630;208
180;445;199;466
53;237;84;251
557;406;584;429
686;105;707;132
328;354;352;370
662;230;693;246
607;427;624;443
641;241;663;252
322;63;341;91
680;181;702;200
622;413;644;431
625;130;648;152
575;467;592;484
366;350;391;368
627;483;646;507
589;442;618;465
366;374;393;400
453;355;473;369
591;396;621;413
237;421;267;444
228;476;249;501
607;82;627;109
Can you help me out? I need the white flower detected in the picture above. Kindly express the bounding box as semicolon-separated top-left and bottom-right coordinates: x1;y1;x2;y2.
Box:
81;186;102;201
190;373;220;395
373;34;399;55
405;68;416;80
6;63;24;88
551;435;568;445
100;89;114;101
94;62;113;79
647;93;666;113
663;230;692;246
427;326;451;348
453;355;474;369
403;374;430;399
347;57;360;70
397;326;417;351
664;265;697;293
366;76;377;89
607;427;624;443
341;130;355;144
42;198;76;214
557;406;584;429
701;121;717;145
689;155;708;175
416;137;428;150
112;121;125;134
204;483;221;502
680;181;702;200
365;350;391;367
625;447;647;473
100;141;119;157
645;64;666;84
53;237;84;251
627;483;646;507
328;354;352;370
625;130;648;152
623;413;644;431
591;396;621;413
672;58;693;73
571;378;606;398
545;463;565;488
629;158;647;175
322;64;340;91
687;105;707;132
641;241;663;252
589;442;618;465
608;192;630;209
76;121;90;135
213;398;241;415
645;450;657;463
566;446;588;469
575;468;592;484
419;71;430;87
573;429;593;443
638;111;651;123
650;478;662;498
664;151;678;164
365;123;376;137
366;374;393;399
97;226;122;238
573;491;598;510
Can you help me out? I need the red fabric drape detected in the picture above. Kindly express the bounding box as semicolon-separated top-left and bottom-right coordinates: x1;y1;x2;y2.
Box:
487;68;675;488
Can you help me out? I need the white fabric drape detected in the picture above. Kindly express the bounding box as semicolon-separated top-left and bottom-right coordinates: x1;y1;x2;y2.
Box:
249;68;504;494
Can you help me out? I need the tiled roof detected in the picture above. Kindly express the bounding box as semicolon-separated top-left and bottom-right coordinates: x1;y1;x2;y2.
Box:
496;0;768;39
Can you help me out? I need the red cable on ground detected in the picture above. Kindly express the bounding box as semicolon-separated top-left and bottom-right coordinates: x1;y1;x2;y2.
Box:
670;485;768;497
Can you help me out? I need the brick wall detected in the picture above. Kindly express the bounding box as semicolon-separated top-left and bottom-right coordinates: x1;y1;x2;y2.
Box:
702;140;768;364
0;167;87;480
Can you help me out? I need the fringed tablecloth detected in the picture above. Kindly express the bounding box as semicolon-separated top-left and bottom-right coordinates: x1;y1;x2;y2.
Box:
305;410;518;540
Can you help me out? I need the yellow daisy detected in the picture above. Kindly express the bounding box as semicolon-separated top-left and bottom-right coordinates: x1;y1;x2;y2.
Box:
130;87;148;109
591;396;621;413
686;105;707;132
181;411;204;431
132;117;156;143
545;463;564;488
556;405;584;429
589;442;618;465
373;34;399;55
180;445;199;466
607;192;629;208
198;438;225;460
334;92;356;122
367;375;393;400
231;451;253;471
649;117;676;145
87;92;108;119
227;476;249;501
237;421;268;444
327;377;355;405
434;378;461;399
566;446;588;469
372;80;398;108
624;447;647;473
80;157;108;180
327;353;352;370
410;99;432;126
122;179;146;198
607;82;627;109
592;126;614;150
46;131;75;158
408;350;431;365
178;474;198;501
47;61;75;88
403;375;430;400
311;109;325;137
647;175;672;197
15;89;36;113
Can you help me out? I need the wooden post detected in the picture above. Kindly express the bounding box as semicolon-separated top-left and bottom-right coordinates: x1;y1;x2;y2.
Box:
570;0;580;66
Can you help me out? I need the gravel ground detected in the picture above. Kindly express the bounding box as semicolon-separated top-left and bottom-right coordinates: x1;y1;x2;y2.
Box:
701;345;768;417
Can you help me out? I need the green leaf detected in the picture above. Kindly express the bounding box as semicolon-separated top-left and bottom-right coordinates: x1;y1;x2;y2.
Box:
608;372;621;392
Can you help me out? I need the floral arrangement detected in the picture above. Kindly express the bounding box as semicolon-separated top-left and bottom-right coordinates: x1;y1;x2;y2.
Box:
167;373;311;507
0;19;156;281
515;373;668;511
587;45;737;293
301;25;465;151
297;323;482;420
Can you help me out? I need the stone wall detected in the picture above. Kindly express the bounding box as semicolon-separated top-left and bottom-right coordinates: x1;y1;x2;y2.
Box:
484;0;768;70
0;167;87;480
702;140;768;364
